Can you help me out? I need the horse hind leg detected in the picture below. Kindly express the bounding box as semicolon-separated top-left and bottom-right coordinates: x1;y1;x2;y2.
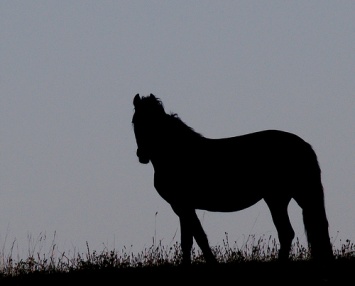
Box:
265;197;295;261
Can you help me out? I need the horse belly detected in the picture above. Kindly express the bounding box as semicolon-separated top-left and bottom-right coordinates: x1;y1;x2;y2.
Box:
191;179;264;212
154;162;266;212
196;196;262;212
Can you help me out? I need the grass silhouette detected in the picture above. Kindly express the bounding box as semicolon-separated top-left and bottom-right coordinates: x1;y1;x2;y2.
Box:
0;232;354;285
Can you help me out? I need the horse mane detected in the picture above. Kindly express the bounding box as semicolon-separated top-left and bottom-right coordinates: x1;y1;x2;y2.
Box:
136;94;203;139
167;112;203;139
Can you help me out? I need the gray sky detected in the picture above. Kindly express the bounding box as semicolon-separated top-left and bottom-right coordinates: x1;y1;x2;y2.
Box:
1;1;354;259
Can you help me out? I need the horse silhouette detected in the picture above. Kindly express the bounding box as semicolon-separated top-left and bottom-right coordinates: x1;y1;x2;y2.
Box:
132;93;333;265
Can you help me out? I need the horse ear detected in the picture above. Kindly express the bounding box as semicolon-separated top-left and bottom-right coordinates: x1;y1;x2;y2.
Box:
149;93;156;99
133;94;141;107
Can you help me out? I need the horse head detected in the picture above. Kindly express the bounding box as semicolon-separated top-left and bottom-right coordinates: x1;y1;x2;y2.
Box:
132;94;165;164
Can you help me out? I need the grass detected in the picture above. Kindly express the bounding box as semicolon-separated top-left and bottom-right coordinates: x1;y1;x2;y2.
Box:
0;232;354;285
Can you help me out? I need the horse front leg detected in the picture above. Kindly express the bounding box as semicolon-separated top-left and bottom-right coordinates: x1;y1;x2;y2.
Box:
174;206;217;265
178;213;193;265
190;211;217;264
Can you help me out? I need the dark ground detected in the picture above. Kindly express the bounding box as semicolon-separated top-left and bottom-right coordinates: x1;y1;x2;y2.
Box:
1;258;353;286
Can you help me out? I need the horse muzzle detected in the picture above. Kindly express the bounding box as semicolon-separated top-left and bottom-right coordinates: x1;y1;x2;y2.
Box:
137;149;150;164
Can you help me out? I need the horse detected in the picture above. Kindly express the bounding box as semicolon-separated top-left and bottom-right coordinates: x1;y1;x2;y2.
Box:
132;93;333;265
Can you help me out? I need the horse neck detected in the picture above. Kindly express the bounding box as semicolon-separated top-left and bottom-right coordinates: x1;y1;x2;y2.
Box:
149;123;203;171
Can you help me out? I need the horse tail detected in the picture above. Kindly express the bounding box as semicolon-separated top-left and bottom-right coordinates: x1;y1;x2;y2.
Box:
299;148;333;261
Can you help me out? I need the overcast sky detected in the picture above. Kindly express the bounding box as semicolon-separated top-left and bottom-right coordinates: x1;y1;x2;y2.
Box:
1;1;354;259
